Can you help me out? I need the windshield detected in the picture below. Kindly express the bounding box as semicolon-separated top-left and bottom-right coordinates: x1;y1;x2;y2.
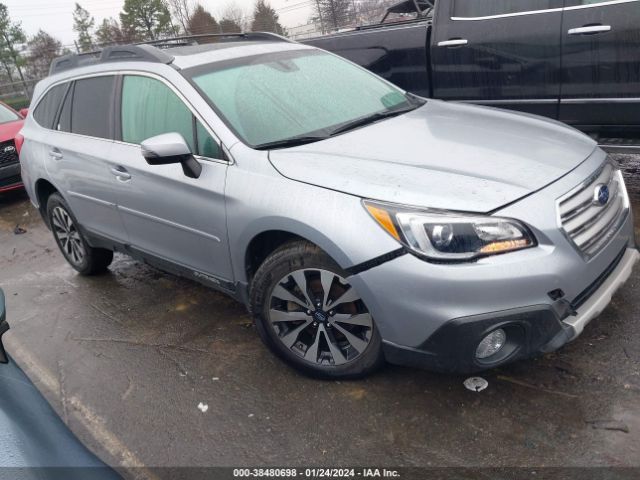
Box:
188;49;414;148
0;103;20;124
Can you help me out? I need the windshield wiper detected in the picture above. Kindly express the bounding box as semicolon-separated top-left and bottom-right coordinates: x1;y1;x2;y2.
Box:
328;104;419;136
253;100;424;150
253;134;330;150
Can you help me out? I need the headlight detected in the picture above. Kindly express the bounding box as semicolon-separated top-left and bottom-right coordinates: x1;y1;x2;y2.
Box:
364;200;536;261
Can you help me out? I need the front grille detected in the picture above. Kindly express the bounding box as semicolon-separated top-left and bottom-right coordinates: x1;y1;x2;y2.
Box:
0;175;21;188
557;161;628;258
0;140;19;167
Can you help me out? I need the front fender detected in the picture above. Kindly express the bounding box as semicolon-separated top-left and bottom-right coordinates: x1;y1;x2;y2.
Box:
226;164;401;286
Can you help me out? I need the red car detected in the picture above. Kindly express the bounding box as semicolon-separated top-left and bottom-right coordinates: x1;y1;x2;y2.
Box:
0;101;26;193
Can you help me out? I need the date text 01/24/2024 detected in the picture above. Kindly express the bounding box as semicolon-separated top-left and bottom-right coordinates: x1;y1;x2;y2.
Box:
233;468;401;478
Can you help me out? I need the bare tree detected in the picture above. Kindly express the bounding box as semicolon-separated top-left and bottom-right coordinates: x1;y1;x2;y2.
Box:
353;0;395;25
166;0;194;34
26;30;62;79
221;2;247;32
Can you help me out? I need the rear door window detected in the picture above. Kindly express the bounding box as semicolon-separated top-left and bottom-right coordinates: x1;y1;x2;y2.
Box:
33;84;66;129
70;76;117;139
121;75;222;159
453;0;561;18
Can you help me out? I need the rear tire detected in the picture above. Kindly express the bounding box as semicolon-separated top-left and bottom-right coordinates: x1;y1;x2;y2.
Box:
250;240;384;379
47;193;113;275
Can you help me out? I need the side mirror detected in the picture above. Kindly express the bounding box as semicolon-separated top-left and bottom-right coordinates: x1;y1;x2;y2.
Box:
140;132;202;179
18;108;29;118
0;289;8;364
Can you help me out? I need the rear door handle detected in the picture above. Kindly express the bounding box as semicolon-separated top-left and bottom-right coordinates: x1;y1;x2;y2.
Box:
437;38;468;47
110;167;131;181
49;148;63;160
568;25;611;35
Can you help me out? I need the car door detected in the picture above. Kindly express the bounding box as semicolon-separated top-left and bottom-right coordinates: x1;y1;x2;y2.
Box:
560;0;640;131
108;73;233;285
44;75;128;242
431;0;564;119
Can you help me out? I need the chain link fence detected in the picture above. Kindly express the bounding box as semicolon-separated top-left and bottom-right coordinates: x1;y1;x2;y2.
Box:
0;79;39;110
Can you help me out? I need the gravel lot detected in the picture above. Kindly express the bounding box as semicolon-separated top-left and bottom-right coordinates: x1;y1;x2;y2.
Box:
0;152;639;478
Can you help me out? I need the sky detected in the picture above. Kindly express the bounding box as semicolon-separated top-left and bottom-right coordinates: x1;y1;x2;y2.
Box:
4;0;316;48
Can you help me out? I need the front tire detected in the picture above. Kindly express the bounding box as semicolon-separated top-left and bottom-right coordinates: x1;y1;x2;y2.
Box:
47;193;113;275
250;241;384;379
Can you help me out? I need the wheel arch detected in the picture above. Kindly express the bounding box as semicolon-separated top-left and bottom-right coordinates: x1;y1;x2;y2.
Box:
34;178;60;227
241;220;354;285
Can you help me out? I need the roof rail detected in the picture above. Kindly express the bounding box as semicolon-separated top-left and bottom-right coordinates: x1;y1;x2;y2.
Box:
137;32;293;47
49;32;291;75
49;44;174;75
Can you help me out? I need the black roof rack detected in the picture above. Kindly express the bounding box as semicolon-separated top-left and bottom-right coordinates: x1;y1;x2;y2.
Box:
49;32;291;75
140;32;292;47
49;44;174;75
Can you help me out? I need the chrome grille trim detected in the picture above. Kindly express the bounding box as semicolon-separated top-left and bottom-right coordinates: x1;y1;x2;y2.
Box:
557;161;629;259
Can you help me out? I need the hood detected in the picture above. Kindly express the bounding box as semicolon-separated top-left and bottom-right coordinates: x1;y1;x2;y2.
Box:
269;100;597;212
0;120;24;144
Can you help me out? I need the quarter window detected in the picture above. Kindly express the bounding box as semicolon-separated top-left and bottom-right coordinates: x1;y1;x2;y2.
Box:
33;84;66;129
121;75;221;159
71;76;116;139
453;0;561;17
56;82;73;132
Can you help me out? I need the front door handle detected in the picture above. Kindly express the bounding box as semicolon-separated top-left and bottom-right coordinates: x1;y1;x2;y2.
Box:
49;148;63;161
110;167;131;181
437;38;468;47
568;25;611;35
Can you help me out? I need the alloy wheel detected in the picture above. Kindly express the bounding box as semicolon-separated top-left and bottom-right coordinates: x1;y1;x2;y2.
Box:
267;269;374;366
51;206;85;266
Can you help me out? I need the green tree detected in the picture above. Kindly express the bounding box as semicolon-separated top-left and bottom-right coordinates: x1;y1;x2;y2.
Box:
120;0;175;41
251;0;286;35
26;30;62;78
95;17;130;45
313;0;353;31
0;3;27;84
73;3;95;52
187;4;219;35
219;18;242;33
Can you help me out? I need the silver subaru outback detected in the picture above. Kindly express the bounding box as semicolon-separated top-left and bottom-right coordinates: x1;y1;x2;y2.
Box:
19;34;638;378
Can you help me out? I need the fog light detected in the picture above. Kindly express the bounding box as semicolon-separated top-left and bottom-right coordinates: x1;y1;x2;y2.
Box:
475;329;506;359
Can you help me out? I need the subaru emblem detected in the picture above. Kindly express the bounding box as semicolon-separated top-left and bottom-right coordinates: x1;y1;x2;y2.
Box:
593;184;610;206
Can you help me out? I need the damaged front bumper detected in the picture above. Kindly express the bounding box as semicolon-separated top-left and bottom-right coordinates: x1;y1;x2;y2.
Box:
381;247;639;373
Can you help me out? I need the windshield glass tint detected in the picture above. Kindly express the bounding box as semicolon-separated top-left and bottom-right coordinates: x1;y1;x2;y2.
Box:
190;50;410;147
0;104;20;124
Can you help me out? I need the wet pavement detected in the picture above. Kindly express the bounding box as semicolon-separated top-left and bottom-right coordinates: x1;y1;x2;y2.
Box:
0;154;639;477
